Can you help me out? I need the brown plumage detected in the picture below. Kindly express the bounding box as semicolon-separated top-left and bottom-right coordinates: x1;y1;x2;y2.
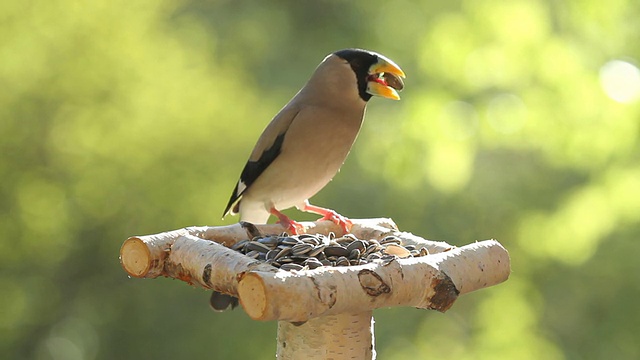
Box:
222;49;405;234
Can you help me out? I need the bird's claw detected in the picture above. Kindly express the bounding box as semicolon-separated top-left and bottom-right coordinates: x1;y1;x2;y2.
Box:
319;211;353;234
270;208;306;235
279;219;305;235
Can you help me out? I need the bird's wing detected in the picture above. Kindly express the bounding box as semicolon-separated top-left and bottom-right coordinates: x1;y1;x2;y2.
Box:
222;105;300;217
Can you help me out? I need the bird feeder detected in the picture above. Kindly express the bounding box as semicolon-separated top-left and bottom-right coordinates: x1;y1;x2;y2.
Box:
120;218;510;359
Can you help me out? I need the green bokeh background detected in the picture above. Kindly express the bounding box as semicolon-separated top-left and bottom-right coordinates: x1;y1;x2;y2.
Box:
2;1;639;359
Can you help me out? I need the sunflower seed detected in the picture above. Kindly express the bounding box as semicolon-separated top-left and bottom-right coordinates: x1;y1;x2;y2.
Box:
245;250;261;259
274;247;292;260
363;244;379;257
266;249;279;260
231;239;249;251
304;258;323;269
335;256;350;266
246;241;272;253
308;245;326;257
299;234;320;246
280;237;300;246
380;236;402;245
384;72;404;91
258;236;280;247
291;243;314;255
367;252;382;261
324;245;349;257
280;263;304;271
336;235;357;246
346;240;366;252
384;244;411;258
277;256;294;263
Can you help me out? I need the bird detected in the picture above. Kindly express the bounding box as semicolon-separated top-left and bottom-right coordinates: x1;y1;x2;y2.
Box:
222;48;405;235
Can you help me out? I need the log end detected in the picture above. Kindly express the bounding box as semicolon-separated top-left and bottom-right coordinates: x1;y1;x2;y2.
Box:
120;237;152;277
237;272;268;320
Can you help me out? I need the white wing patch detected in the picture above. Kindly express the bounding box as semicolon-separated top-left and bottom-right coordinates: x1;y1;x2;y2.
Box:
236;181;247;196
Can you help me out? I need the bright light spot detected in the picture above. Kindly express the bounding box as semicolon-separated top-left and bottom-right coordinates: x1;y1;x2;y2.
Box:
40;316;99;360
599;60;640;103
487;93;528;134
44;337;83;360
426;141;473;193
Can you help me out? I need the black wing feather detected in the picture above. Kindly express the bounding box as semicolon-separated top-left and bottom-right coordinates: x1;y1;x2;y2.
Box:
222;132;286;217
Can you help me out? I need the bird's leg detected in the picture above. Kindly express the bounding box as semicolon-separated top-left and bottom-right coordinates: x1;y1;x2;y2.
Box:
270;207;305;235
301;200;353;234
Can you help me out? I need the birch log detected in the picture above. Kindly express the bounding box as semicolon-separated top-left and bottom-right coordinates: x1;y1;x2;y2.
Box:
120;219;510;321
238;240;508;322
276;312;375;359
120;218;452;280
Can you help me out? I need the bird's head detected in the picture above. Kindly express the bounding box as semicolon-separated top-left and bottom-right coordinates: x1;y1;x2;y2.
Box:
333;49;406;102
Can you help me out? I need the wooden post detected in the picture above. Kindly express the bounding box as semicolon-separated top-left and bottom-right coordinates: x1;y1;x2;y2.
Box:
119;218;511;358
277;312;375;359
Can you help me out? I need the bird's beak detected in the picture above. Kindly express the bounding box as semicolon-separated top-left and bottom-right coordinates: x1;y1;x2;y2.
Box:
366;56;406;100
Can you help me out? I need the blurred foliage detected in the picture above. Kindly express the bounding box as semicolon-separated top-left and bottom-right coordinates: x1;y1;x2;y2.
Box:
1;0;639;359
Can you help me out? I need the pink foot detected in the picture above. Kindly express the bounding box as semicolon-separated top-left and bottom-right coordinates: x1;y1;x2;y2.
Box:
302;201;353;234
270;208;305;235
319;210;353;234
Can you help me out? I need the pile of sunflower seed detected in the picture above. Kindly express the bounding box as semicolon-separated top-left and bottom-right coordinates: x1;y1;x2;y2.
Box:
231;233;429;271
